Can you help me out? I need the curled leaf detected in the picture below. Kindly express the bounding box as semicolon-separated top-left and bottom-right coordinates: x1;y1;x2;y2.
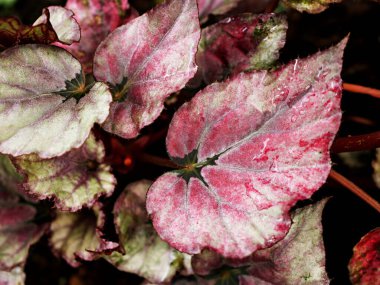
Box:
12;133;116;211
281;0;342;14
147;39;346;258
33;6;80;45
106;180;183;283
348;227;380;285
0;189;46;271
0;154;23;193
94;0;200;139
60;0;137;73
0;44;112;158
50;205;118;267
194;13;287;85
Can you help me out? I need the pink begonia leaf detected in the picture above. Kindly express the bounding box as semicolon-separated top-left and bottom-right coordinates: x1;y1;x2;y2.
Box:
194;13;287;85
197;0;239;21
93;0;200;139
0;267;25;285
49;204;119;267
0;44;112;158
0;189;46;271
106;180;185;283
33;6;80;45
240;199;330;284
12;133;116;212
59;0;137;73
147;39;347;258
348;227;380;285
281;0;342;14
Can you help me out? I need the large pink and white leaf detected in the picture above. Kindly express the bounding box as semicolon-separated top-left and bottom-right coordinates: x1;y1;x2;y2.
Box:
106;180;183;283
94;0;200;139
49;205;118;267
0;44;112;158
194;13;287;85
12;133;116;212
0;189;46;271
33;6;80;45
147;39;346;258
60;0;136;73
348;227;380;285
241;199;330;284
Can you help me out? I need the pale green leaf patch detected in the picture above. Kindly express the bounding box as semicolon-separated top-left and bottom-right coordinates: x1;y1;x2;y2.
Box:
13;133;116;211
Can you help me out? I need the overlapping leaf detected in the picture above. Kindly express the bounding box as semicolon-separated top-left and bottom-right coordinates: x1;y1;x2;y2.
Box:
0;189;46;272
12;133;116;211
147;39;346;258
0;154;22;193
33;6;80;45
50;205;118;267
348;227;380;285
60;0;137;73
0;6;80;51
94;0;200;139
194;13;287;85
197;0;239;20
106;180;184;283
0;44;112;158
241;199;330;284
281;0;342;13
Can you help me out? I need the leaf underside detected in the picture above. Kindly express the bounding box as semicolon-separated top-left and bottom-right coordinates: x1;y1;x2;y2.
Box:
147;39;346;258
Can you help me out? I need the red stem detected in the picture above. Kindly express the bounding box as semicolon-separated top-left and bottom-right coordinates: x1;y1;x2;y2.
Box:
343;83;380;99
329;170;380;213
331;131;380;153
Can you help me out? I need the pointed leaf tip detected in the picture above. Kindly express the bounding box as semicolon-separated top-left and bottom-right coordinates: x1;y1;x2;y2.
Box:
147;42;346;258
94;0;200;139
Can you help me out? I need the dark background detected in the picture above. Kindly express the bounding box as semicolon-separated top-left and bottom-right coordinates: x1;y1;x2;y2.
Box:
1;0;380;284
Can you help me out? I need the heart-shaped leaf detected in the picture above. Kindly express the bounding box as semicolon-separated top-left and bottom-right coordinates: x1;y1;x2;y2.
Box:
60;0;137;73
0;44;112;158
94;0;200;139
0;189;46;271
12;133;116;212
33;6;80;45
147;39;346;258
195;13;287;85
106;180;184;283
281;0;342;14
348;227;380;285
50;205;119;267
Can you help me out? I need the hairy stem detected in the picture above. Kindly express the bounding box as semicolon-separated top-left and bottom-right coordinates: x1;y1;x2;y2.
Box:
331;131;380;153
329;169;380;213
343;83;380;99
138;153;179;169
